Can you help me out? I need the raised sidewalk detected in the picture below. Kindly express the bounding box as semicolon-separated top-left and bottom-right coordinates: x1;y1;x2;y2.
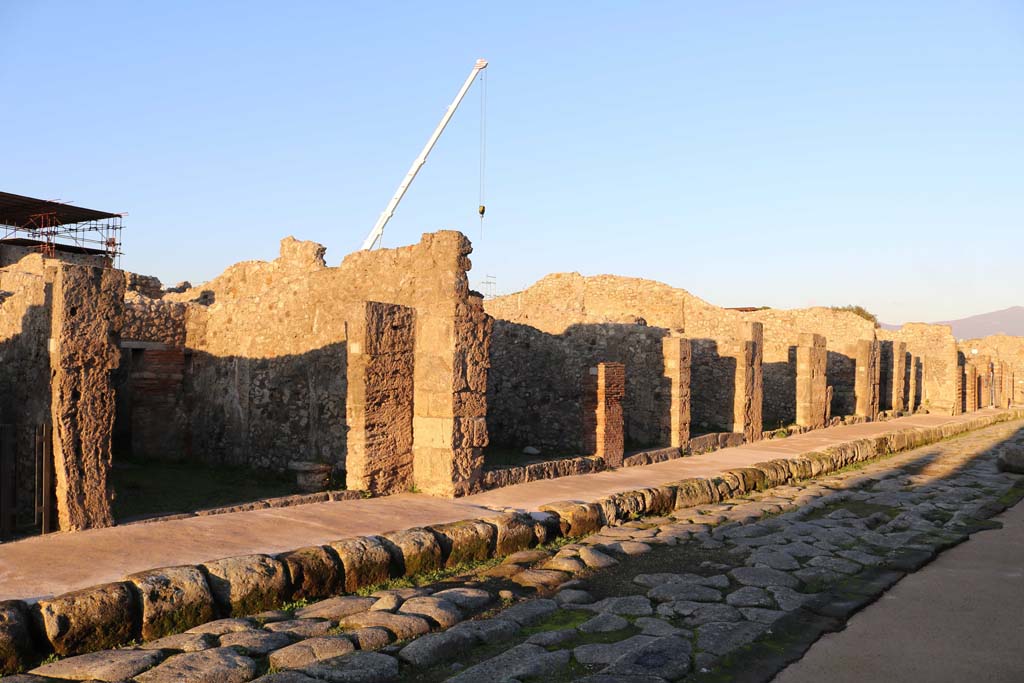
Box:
0;409;1014;602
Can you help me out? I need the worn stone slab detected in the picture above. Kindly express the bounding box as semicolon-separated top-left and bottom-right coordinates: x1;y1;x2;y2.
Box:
398;628;476;668
603;634;693;679
397;596;462;628
431;587;493;612
575;635;659;664
488;512;537;555
337;610;431;640
219;629;292;655
295;596;377;622
264;618;334;638
30;648;164;681
134;647;258;683
301;651;400;683
493;598;558;626
447;643;570;683
139;632;217;652
126;565;216;640
186;617;258;636
268;636;355;670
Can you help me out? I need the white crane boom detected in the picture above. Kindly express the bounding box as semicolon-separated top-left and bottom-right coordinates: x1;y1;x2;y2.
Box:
361;58;488;250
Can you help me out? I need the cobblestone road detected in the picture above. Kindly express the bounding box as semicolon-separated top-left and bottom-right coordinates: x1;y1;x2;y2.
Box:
16;420;1024;683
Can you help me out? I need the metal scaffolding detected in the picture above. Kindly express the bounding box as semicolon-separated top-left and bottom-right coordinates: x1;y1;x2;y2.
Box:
0;191;123;265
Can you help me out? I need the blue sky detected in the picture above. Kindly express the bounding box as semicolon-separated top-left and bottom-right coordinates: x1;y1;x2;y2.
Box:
3;1;1021;323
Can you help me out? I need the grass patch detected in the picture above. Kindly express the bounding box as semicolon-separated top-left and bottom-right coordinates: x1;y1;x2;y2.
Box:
111;457;303;520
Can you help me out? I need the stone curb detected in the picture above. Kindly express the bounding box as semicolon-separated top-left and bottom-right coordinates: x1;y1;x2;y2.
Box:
2;408;1021;674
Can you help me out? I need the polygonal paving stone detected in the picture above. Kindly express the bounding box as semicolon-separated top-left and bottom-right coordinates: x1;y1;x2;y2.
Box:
680;603;743;627
398;597;463;628
578;547;618;568
218;629;293;656
512;568;570;590
729;566;799;589
793;566;843;587
579;612;629;633
448;618;519;645
494;598;558;626
431;587;493;612
605;541;652;556
808;556;863;575
447;643;570;683
140;632;218;652
696;621;768;656
603;634;692;680
302;651;400;683
739;608;787;624
543;556;587;572
30;648;164;681
269;636;355;670
725;586;774;608
574;635;658;665
186;618;258;636
584;595;654;616
348;627;392;651
397;628;475;668
265;619;334;638
555;588;595;605
251;672;319;683
647;582;723;603
337;611;431;640
296;597;377;622
135;647;258;683
633;573;729;589
635;617;688;637
747;548;801;571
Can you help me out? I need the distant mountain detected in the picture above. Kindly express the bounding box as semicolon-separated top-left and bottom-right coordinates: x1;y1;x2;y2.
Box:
882;306;1024;339
939;306;1024;339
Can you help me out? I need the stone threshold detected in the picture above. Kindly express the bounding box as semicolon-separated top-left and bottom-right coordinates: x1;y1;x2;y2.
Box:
1;408;1020;675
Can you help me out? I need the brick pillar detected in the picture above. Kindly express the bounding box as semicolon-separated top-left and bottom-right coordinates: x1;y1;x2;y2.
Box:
662;336;691;448
585;362;625;467
346;302;416;495
891;342;907;413
50;264;124;531
734;322;763;441
965;363;978;412
855;339;880;419
796;333;827;428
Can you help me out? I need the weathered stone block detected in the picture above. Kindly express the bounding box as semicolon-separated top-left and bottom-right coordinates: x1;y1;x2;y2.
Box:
329;536;392;592
381;528;443;577
278;546;343;601
429;520;496;567
33;582;138;656
126;565;216;640
0;601;33;675
539;502;603;537
201;555;289;617
488;512;537;555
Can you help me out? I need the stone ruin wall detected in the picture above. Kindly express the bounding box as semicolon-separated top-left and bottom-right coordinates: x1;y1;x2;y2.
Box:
960;335;1024;406
484;273;879;449
120;231;489;497
878;323;960;414
0;249;124;533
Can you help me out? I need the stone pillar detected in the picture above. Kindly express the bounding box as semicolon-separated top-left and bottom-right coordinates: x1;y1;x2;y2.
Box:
978;357;992;408
346;302;416;495
994;362;1005;408
795;333;827;429
966;363;978;412
891;342;907;413
662;336;691;448
734;322;763;441
584;362;625;467
854;339;880;419
49;264;124;531
908;355;919;412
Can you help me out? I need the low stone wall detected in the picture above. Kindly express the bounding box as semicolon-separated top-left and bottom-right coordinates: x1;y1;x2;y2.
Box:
4;408;1019;673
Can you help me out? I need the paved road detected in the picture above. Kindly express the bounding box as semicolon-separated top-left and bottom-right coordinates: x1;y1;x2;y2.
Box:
0;410;1008;601
774;498;1024;683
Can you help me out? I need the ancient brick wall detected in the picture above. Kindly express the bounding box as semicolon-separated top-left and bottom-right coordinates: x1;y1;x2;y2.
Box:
961;335;1024;405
